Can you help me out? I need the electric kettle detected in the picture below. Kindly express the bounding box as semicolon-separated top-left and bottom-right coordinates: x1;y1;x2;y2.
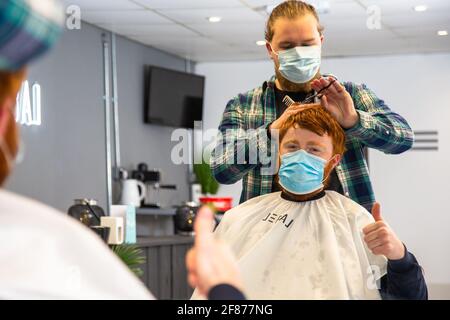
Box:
120;179;146;207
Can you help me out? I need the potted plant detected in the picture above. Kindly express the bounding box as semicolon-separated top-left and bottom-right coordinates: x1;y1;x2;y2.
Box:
111;244;146;277
193;158;232;213
193;159;219;196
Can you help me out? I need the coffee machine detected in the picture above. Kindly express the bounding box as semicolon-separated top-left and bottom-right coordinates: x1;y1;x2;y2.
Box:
131;163;176;208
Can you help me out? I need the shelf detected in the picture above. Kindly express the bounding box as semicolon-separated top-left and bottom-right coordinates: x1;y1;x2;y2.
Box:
136;207;177;216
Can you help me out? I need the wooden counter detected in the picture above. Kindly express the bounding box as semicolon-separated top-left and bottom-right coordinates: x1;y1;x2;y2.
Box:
136;235;194;300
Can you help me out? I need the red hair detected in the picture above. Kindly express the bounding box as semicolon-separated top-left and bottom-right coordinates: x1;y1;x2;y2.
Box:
0;70;23;185
278;104;346;155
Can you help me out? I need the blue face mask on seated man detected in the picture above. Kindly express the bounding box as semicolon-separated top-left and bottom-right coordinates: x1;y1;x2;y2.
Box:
278;149;335;195
273;45;321;84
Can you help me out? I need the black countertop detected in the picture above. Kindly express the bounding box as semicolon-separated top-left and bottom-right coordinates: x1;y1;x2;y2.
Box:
137;235;194;247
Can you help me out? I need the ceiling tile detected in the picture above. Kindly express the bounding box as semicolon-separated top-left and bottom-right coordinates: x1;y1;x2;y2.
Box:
243;0;356;10
99;23;199;37
240;0;283;9
214;34;267;47
82;10;172;25
381;12;450;29
61;0;142;10
128;35;235;61
187;21;266;37
392;25;450;38
321;15;371;33
158;7;264;24
72;0;450;62
133;0;243;10
359;0;450;15
318;1;366;19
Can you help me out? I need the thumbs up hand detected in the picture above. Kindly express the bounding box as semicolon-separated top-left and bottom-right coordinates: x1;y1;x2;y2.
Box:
363;203;405;260
185;206;242;296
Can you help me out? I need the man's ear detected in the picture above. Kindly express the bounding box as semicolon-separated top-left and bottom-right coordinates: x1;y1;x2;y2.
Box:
265;42;274;61
330;153;341;169
276;153;281;173
0;98;14;138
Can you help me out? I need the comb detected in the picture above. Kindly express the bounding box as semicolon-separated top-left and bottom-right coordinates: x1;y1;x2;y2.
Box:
282;95;296;107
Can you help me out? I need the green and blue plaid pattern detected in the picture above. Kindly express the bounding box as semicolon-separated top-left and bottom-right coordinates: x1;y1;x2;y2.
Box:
0;0;63;71
210;76;414;211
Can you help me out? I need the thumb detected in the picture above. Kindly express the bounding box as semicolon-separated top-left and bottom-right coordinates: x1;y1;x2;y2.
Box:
371;202;383;222
194;205;215;248
320;94;329;110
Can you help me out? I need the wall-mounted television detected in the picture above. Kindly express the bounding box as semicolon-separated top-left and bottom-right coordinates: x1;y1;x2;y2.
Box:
144;65;205;129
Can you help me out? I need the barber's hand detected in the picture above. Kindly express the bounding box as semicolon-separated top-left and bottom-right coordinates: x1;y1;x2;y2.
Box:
311;77;359;129
185;206;243;297
363;203;405;260
269;103;315;130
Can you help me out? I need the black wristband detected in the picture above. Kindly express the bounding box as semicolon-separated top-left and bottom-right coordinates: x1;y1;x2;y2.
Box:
208;284;246;300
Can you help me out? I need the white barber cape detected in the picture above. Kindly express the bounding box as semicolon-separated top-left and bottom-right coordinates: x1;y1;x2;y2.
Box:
0;190;154;300
194;190;387;300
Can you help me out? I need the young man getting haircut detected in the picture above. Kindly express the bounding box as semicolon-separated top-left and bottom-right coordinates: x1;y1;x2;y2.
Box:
195;105;426;300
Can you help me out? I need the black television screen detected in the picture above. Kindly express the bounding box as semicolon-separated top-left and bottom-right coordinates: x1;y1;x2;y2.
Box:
144;65;205;129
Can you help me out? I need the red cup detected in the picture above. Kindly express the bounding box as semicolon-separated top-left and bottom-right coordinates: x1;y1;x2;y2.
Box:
199;197;233;213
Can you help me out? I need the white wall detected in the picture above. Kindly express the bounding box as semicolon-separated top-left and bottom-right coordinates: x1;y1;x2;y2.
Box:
196;60;274;206
195;52;450;298
6;23;192;212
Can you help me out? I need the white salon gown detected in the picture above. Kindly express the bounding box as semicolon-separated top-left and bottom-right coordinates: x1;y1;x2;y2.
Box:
193;190;387;300
0;190;154;300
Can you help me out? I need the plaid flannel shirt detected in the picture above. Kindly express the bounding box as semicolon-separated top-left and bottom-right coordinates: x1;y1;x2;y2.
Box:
0;0;63;71
211;76;414;211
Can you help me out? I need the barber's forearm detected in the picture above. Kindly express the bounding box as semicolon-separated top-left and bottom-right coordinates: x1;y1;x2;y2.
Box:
346;109;414;154
344;83;414;154
211;148;256;184
211;123;273;184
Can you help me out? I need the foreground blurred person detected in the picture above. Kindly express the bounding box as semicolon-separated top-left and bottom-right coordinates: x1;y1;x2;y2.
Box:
0;0;152;299
0;0;241;300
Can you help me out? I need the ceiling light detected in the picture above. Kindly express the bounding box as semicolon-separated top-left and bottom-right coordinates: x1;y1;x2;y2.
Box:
413;5;427;12
256;40;266;46
437;30;448;36
208;16;222;23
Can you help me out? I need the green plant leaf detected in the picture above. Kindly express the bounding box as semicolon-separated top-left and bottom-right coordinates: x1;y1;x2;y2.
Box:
194;158;219;195
111;244;146;278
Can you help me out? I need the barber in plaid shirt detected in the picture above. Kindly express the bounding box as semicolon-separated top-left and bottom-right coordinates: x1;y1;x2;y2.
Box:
210;1;414;212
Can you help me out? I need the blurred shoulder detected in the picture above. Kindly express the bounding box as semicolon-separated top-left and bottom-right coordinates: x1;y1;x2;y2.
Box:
0;190;105;247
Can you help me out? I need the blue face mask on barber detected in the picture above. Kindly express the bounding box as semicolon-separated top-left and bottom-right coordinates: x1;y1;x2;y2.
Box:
278;149;335;195
272;45;321;84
